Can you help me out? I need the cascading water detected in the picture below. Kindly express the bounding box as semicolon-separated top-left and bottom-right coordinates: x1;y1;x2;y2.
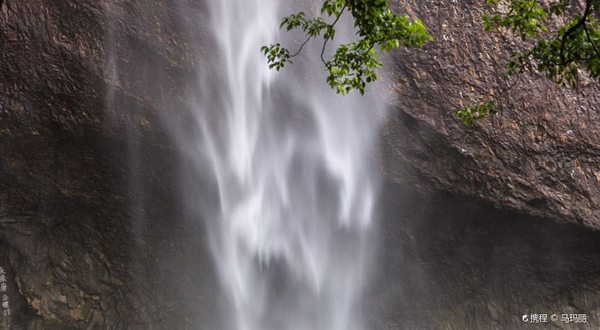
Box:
178;0;386;329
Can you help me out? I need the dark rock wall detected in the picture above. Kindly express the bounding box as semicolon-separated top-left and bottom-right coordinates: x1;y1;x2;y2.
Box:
369;183;600;329
384;0;600;229
0;1;216;329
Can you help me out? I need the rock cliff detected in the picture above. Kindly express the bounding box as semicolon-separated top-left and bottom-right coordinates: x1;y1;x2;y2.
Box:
0;1;216;329
384;0;600;228
0;0;599;329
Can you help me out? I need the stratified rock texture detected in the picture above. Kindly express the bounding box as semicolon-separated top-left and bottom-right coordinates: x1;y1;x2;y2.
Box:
384;0;600;228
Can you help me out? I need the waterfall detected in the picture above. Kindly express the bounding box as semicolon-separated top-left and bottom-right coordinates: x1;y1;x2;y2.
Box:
177;0;386;329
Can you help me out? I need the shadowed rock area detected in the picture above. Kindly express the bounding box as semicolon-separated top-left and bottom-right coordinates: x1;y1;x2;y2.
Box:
369;183;600;329
0;0;599;329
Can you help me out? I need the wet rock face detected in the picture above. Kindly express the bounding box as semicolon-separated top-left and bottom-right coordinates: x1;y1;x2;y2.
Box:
0;1;216;329
384;0;600;229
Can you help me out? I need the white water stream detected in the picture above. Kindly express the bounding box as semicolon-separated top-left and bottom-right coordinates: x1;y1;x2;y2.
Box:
183;0;386;329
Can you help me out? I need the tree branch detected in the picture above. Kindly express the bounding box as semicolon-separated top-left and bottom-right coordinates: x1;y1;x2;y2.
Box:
583;22;600;60
357;40;378;69
560;0;592;64
320;5;347;65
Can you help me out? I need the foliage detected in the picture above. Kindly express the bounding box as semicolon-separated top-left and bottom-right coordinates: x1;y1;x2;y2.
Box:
455;101;500;128
261;0;432;95
459;0;600;126
263;0;599;126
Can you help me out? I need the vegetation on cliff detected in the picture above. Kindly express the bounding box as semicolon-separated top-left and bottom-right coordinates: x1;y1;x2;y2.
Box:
261;0;431;95
262;0;599;126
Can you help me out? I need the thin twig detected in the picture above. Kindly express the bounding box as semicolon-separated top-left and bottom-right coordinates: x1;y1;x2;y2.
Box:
290;37;312;57
320;39;330;66
498;73;522;100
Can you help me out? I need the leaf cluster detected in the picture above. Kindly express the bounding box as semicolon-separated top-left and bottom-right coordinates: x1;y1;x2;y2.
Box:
262;0;432;95
460;0;600;126
261;44;291;71
455;101;500;127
